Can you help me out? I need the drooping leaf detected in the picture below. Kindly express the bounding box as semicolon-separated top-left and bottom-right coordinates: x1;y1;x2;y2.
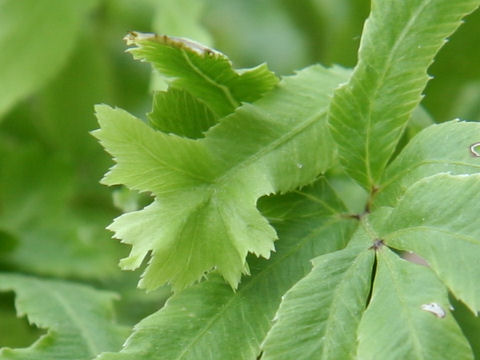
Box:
94;64;350;291
148;88;217;138
94;178;357;360
124;31;278;118
376;120;480;207
357;247;472;360
0;274;127;360
261;246;374;360
328;0;480;189
0;0;99;119
381;173;480;313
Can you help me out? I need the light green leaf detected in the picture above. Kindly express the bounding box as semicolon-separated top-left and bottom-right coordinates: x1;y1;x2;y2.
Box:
0;0;99;119
329;0;480;189
124;32;278;118
357;247;472;360
376;120;480;207
261;246;374;360
94;65;350;291
0;274;127;360
148;88;217;138
95;178;358;360
381;173;480;313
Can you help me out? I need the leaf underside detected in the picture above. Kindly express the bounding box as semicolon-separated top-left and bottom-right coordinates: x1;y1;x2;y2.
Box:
92;0;480;358
95;178;358;360
94;64;350;291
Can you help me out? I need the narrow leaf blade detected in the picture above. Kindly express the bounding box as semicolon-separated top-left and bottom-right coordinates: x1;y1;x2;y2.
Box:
329;0;480;189
262;246;374;360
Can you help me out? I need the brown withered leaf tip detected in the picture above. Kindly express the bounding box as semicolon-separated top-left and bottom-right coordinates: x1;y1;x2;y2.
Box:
123;31;220;56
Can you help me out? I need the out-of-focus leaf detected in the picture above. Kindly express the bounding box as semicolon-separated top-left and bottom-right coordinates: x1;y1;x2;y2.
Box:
152;0;212;46
0;144;122;279
0;0;99;119
424;8;480;122
0;274;127;360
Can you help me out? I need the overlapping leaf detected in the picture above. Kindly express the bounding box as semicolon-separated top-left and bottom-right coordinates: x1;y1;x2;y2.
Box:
94;64;350;291
376;120;480;207
329;0;480;189
261;246;374;360
148;88;217;138
0;274;127;360
124;32;278;118
259;172;480;358
357;248;472;360
381;174;480;313
94;178;358;360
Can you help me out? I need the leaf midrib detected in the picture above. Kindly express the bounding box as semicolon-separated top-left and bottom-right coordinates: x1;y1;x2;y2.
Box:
180;49;240;110
173;216;350;360
321;252;367;358
34;281;99;356
382;251;426;359
355;0;431;187
213;109;328;186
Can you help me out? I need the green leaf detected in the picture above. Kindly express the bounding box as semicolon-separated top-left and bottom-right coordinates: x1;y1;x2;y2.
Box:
261;246;374;360
450;296;480;358
0;274;127;360
94;178;357;360
328;0;480;189
94;64;350;291
0;145;121;280
124;32;278;118
357;247;472;360
381;173;480;313
148;88;217;138
0;0;99;119
376;120;480;207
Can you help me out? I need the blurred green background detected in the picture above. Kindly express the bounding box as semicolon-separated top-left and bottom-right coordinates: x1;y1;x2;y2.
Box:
0;0;479;350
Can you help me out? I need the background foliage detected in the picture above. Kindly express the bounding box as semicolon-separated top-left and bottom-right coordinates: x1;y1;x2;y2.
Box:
1;0;479;359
